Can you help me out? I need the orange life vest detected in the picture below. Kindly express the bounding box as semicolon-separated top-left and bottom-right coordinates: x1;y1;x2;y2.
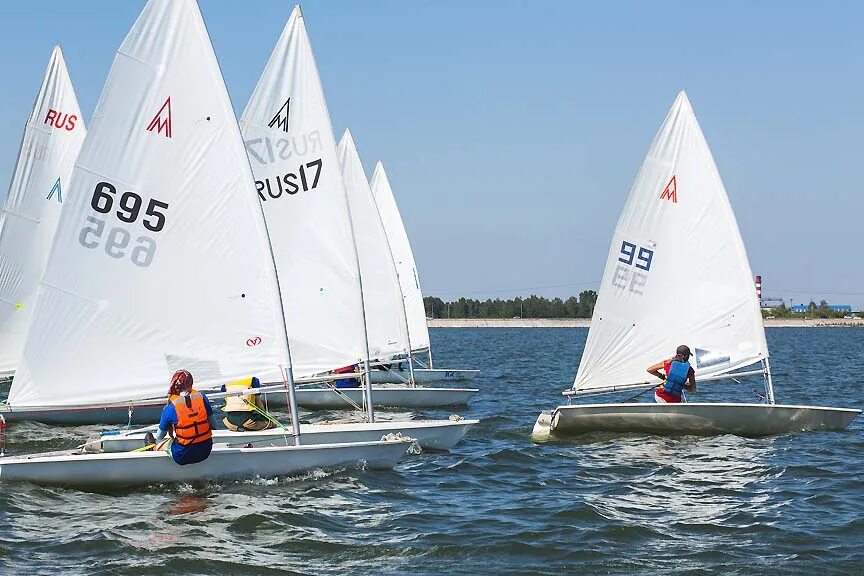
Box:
171;390;212;446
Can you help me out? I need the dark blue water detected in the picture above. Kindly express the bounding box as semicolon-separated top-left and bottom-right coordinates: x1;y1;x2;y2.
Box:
1;327;862;575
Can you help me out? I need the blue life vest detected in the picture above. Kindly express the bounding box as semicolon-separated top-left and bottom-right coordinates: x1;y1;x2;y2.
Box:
663;360;690;396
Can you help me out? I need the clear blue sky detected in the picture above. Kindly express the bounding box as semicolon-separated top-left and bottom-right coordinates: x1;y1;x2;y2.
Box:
1;1;862;307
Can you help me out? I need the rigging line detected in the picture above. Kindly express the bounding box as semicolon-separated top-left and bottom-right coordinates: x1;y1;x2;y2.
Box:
242;397;294;443
623;385;655;402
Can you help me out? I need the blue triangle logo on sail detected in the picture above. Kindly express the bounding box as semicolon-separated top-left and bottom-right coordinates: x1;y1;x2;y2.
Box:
268;98;290;132
695;348;731;369
46;176;62;203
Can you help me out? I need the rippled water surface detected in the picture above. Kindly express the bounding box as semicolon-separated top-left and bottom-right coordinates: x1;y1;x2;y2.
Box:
1;327;863;575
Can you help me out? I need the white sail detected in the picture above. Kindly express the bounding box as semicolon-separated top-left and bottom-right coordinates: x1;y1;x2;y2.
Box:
337;131;408;361
370;162;431;353
9;0;287;408
239;6;368;377
573;91;767;393
0;46;86;375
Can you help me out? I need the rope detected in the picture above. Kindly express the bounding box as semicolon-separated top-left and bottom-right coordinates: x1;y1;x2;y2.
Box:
624;384;657;402
321;380;367;415
243;397;293;435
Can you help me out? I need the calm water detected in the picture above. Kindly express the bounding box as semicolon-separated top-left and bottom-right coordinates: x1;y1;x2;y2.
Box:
1;327;863;575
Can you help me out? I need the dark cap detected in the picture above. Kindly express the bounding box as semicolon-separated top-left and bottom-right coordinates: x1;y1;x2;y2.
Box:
676;345;691;357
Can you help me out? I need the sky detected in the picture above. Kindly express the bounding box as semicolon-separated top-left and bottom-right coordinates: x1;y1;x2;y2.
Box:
0;1;862;307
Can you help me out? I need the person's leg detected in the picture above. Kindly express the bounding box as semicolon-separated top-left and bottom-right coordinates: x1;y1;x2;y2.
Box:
242;417;275;431
153;438;172;452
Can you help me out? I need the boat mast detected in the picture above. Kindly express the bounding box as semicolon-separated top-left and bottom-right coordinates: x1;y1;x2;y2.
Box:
343;180;375;423
762;358;776;404
234;110;302;443
373;195;416;386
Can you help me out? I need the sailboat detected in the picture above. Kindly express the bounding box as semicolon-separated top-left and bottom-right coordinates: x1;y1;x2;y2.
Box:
92;4;476;452
321;130;478;407
0;46;86;379
239;6;476;411
0;0;410;487
367;162;479;385
533;91;860;438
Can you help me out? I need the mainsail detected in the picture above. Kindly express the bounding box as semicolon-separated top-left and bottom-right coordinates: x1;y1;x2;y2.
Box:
370;162;431;354
0;46;86;375
573;91;767;394
337;131;408;362
239;6;369;378
9;0;287;408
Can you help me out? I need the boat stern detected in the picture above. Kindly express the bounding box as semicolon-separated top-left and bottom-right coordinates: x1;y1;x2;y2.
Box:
531;410;554;439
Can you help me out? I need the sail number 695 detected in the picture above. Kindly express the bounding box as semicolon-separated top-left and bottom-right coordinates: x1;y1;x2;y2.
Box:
90;181;169;232
78;216;156;267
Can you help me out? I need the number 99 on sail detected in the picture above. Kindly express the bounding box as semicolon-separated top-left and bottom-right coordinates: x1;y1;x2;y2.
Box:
611;240;654;295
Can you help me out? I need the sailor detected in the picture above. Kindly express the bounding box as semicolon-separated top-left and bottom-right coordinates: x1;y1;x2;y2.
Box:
647;345;696;403
220;376;275;432
333;364;360;388
148;369;217;465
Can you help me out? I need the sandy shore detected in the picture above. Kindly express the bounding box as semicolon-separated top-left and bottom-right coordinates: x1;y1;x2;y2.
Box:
428;318;864;328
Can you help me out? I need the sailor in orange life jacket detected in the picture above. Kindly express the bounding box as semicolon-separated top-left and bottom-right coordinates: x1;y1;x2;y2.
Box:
647;345;697;403
220;376;275;432
148;370;218;465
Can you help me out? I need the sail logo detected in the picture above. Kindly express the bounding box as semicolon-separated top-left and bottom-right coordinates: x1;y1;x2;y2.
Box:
44;109;78;131
146;97;173;138
46;177;62;203
268;99;291;132
246;336;262;347
659;175;677;203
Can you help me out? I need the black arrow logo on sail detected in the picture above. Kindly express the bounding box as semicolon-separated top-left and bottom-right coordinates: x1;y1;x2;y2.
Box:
268;98;291;132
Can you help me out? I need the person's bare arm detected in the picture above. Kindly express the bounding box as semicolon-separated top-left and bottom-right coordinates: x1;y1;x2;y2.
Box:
647;360;667;380
684;369;696;392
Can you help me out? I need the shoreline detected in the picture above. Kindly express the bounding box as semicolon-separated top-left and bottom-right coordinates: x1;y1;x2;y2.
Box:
428;318;864;328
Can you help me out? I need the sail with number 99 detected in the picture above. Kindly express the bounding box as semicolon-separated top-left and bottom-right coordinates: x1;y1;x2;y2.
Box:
573;91;768;394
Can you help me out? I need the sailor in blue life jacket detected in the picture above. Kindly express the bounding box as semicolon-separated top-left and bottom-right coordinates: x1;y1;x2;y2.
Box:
647;345;696;403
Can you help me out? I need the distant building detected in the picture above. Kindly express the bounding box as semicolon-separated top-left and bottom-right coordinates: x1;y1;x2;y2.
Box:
790;304;852;313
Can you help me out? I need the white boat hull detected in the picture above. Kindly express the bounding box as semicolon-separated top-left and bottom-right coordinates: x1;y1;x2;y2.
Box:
1;401;166;425
368;368;479;384
533;403;861;438
100;418;479;453
288;386;478;409
0;384;479;424
0;439;409;488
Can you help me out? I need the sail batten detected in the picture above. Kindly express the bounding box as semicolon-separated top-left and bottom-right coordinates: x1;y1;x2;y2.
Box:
10;0;287;408
573;91;767;393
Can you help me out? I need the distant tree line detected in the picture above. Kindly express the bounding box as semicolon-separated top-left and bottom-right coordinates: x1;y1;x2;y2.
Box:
424;291;598;319
762;300;858;319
